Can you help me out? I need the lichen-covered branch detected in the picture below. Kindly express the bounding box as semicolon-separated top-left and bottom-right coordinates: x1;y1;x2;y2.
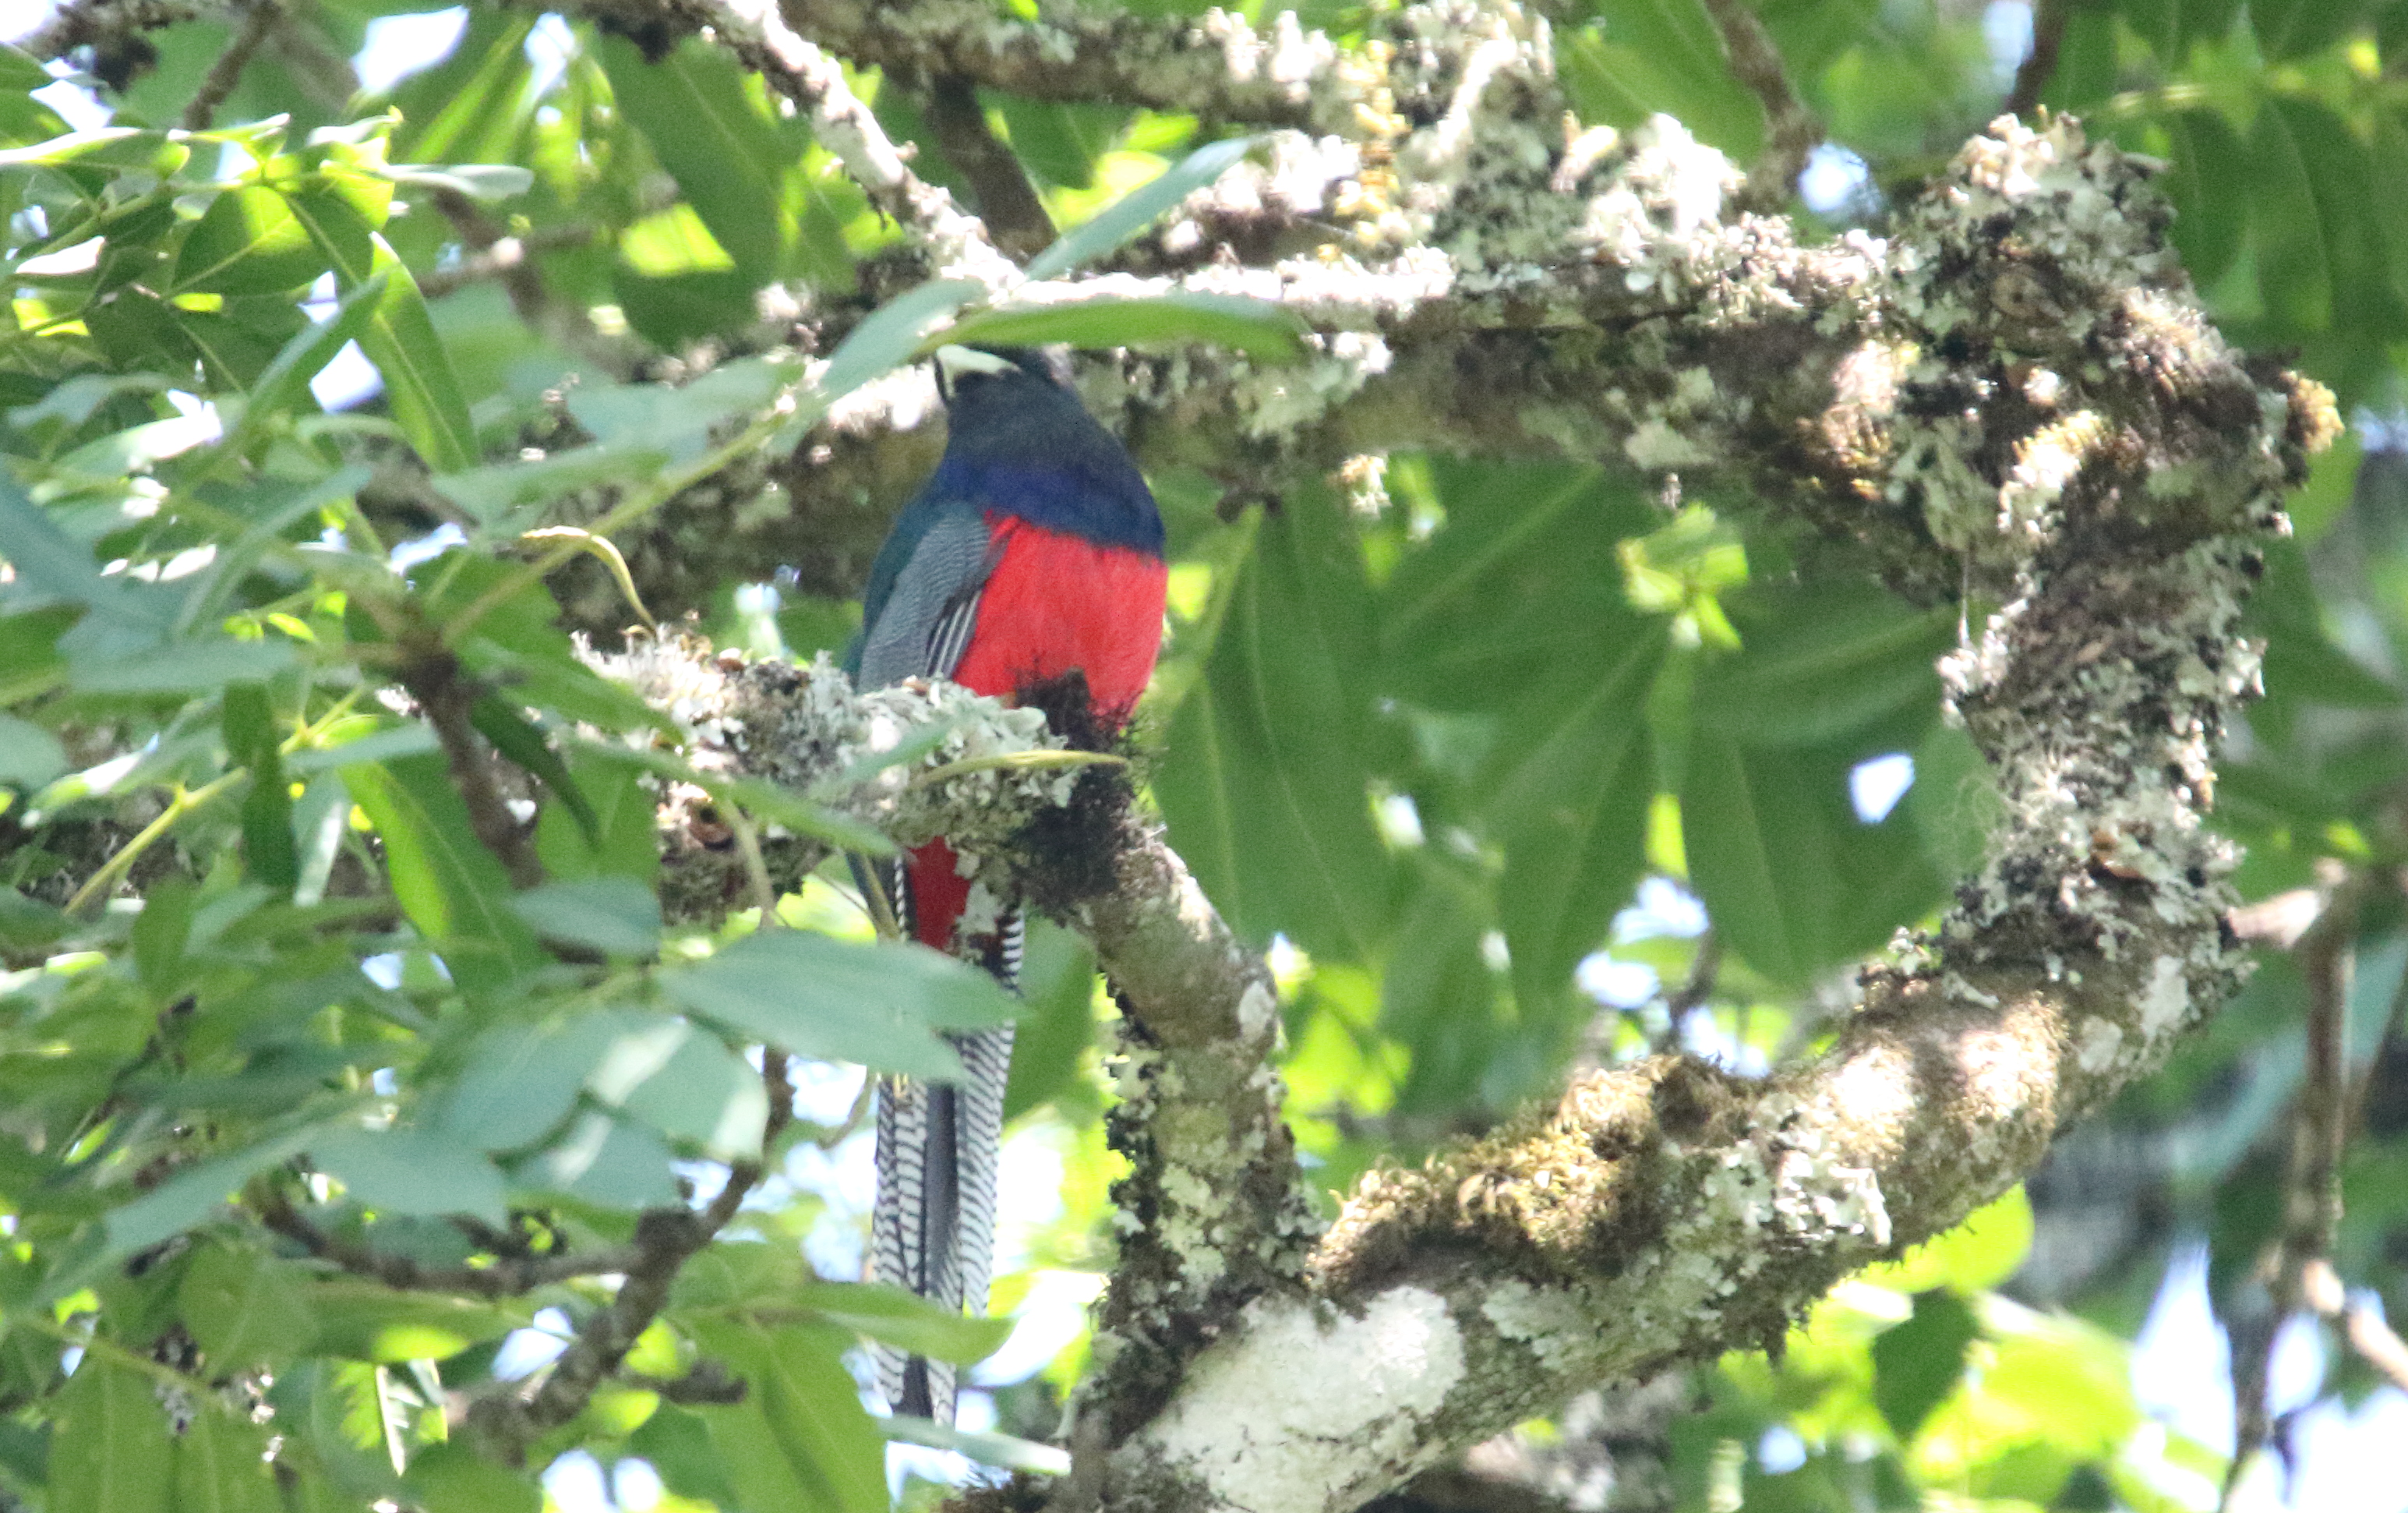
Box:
1079;115;2333;1512
778;0;1366;133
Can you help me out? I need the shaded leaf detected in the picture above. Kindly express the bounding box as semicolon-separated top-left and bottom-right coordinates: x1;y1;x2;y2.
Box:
939;292;1305;360
658;931;1015;1080
309;1126;508;1224
178;1243;321;1370
689;1321;886;1513
338;752;546;993
48;1356;171;1513
1024;134;1257;281
798;1281;1014;1364
1156;497;1393;962
1871;1289;1978;1441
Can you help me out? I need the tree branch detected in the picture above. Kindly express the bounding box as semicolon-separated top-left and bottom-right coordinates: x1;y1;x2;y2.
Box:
1698;0;1822;212
255;1186;639;1297
2004;0;2069;119
777;0;1363;133
462;1051;793;1463
178;0;275;129
921;72;1056;262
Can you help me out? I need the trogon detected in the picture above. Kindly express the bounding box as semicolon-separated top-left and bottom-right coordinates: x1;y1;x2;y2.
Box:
846;345;1167;1423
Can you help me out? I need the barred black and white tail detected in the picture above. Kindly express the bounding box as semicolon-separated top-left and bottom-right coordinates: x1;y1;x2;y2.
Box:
870;905;1021;1424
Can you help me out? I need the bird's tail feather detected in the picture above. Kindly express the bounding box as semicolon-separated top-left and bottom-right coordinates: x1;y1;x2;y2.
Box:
869;886;1020;1424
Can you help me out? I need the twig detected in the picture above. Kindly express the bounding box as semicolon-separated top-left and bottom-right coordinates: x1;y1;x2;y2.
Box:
65;771;243;914
1651;932;1721;1055
1698;0;1822;213
2302;1260;2408;1396
18;0;217;62
393;631;546;891
2004;0;2068;119
256;1186;638;1296
921;73;1056;262
625;1363;747;1404
180;0;277;130
461;1049;793;1463
415;224;605;299
2225;868;2360;1508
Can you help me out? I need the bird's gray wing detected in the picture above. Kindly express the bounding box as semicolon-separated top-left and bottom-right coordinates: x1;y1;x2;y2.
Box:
856;511;998;689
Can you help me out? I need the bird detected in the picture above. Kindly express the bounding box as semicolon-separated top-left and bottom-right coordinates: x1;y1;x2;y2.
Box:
846;344;1167;1424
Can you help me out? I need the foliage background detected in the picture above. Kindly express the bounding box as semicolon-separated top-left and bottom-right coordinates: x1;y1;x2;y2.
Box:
0;0;2404;1510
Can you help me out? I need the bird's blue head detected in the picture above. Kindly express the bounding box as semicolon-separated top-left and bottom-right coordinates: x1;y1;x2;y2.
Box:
926;345;1164;557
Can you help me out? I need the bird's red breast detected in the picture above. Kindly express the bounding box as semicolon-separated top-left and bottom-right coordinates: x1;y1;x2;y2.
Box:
909;513;1167;950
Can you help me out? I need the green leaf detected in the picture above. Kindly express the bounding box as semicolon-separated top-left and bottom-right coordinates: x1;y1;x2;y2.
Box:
0;467;168;645
178;1243;322;1370
337;753;546;993
390;10;537;163
1023;134;1257;281
468;691;598;843
1679;731;1944;985
286;188;478;470
1001;917;1096;1122
1156;497;1393;962
231;272;390;447
1559;2;1764;164
172;1407;281;1513
534;750;661;884
1871;1289;1978;1442
630;1405;742;1508
1689;585;1952;747
48;1356;172;1513
658;929;1016;1080
1864;1186;2036;1295
2249;0;2372;61
224;683;298;891
605;1023;769;1159
937;292;1305;359
438;1009;655;1153
0;713;65;787
598;36;794;281
1377;459;1657;710
382;162;535;202
403;1443;541;1513
690;1321;887;1513
0;125;189;175
2247;98;2403;342
819;278;984;400
1905;723;2001;882
2158;109;2247;292
173;185;327;295
514;1112;680;1209
797;1281;1014;1365
1488;626;1664;1018
2117;0;2244;60
507;876;660;956
308;1280;527;1363
104;1123;332;1260
309;1126;508;1224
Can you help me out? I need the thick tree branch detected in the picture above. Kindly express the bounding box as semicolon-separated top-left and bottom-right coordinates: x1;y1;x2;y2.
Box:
777;0;1364;133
